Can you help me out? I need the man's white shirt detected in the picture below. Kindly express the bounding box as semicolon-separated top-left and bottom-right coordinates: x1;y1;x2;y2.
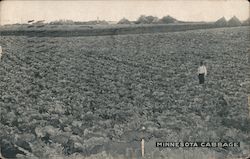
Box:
198;65;207;76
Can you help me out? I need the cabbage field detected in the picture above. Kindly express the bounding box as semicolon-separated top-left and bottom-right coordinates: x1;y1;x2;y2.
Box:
0;26;250;159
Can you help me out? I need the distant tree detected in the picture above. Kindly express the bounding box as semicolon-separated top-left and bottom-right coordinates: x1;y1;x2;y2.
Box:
34;20;45;24
243;17;250;26
145;16;159;24
50;20;74;25
158;15;178;24
49;19;109;25
135;15;159;24
135;15;148;24
74;21;86;25
64;20;74;25
98;20;109;25
152;17;159;24
49;21;60;25
117;18;131;24
84;20;109;25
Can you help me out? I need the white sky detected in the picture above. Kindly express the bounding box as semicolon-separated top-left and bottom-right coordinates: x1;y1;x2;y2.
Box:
0;0;249;25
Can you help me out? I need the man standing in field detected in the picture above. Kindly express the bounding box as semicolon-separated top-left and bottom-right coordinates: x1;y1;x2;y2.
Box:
197;61;207;84
0;46;2;59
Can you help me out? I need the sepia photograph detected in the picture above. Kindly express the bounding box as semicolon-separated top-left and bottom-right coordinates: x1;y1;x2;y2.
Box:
0;0;250;158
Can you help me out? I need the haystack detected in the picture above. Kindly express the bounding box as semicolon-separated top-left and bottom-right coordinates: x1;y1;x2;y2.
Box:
158;15;178;24
214;17;228;27
117;18;131;24
227;16;241;26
